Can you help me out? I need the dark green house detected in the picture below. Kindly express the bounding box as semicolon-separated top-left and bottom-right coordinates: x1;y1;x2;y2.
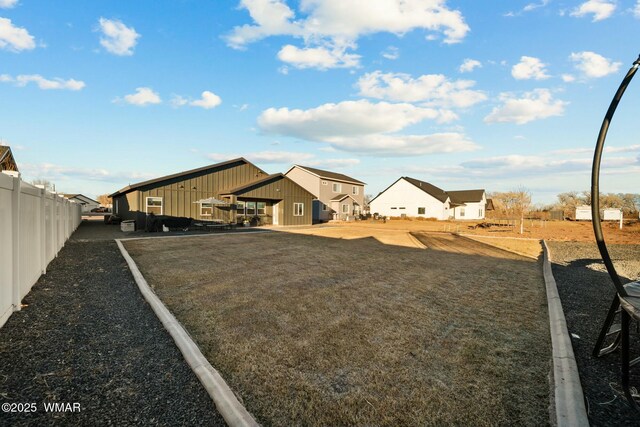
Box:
109;158;313;227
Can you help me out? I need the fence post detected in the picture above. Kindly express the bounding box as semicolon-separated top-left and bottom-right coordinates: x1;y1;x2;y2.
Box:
11;175;21;312
39;187;47;274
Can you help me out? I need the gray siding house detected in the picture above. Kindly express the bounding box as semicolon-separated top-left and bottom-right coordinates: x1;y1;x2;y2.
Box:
110;158;313;228
285;165;365;222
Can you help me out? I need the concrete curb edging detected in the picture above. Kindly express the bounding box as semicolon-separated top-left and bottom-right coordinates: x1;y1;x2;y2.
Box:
116;239;259;427
542;240;589;426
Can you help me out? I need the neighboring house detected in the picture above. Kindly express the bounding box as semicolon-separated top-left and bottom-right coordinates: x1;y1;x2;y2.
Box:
62;194;100;213
0;146;19;174
369;177;487;220
448;190;487;220
285;165;365;222
110;158;313;228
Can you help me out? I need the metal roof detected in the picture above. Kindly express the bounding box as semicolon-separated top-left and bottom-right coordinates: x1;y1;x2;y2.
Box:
403;177;450;203
110;157;262;197
289;165;365;185
447;189;485;204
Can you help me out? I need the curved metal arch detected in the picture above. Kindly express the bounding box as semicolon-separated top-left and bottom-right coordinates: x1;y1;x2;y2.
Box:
591;55;640;298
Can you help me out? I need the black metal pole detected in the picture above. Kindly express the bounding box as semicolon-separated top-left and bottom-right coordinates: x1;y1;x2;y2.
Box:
591;55;640;298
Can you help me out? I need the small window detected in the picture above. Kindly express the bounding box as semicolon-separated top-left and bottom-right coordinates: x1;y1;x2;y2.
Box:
146;197;163;215
322;180;328;185
114;199;119;214
332;183;342;193
257;202;266;215
201;202;212;216
479;209;483;217
391;207;397;210
399;207;406;210
246;201;256;215
322;204;328;211
459;207;465;217
418;207;425;215
293;203;304;216
236;201;245;215
352;186;359;195
342;204;349;213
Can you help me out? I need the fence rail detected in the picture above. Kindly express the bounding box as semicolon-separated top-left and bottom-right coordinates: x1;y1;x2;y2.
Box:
0;172;81;328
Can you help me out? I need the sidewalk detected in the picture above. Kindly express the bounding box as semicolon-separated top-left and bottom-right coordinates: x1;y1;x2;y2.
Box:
0;220;225;425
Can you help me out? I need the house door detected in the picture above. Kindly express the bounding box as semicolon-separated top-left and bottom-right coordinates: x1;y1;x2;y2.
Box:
273;202;279;225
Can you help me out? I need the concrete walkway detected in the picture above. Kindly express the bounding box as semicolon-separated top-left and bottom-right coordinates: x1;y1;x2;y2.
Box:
0;219;225;425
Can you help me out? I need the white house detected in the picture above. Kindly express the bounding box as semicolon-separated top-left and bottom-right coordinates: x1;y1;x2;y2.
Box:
448;190;487;220
62;194;100;213
369;177;487;220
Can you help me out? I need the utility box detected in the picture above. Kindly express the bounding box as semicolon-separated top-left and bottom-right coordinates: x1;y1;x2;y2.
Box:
121;220;135;232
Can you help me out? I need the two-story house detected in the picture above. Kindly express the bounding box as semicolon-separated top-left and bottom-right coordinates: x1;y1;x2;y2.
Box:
285;165;365;222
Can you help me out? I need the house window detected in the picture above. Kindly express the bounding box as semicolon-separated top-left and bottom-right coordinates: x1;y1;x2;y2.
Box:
391;207;397;209
246;201;256;215
332;183;342;193
322;204;328;211
293;203;304;216
352;186;359;195
257;202;266;215
236;201;245;215
418;207;426;215
322;180;328;185
146;197;163;215
479;208;483;217
342;204;350;213
114;199;119;214
459;207;465;217
201;202;212;216
399;207;406;209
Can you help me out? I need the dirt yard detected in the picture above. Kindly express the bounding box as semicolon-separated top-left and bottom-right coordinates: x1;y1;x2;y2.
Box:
124;232;551;426
312;218;640;245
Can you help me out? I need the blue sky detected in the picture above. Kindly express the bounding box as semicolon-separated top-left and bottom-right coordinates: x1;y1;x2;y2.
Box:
1;0;639;204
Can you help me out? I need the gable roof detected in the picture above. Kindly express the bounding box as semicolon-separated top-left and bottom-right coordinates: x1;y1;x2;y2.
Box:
110;157;265;197
403;177;449;203
330;193;358;203
0;146;19;172
220;173;316;199
447;189;485;204
63;194;99;204
288;165;365;185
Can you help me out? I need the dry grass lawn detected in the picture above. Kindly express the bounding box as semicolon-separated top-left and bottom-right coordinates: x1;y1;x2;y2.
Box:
124;232;551;426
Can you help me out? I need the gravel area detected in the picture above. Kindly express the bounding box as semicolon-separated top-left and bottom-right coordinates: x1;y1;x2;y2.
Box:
0;220;226;426
547;241;640;426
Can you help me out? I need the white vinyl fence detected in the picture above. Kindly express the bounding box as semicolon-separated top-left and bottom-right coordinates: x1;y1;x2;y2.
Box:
0;172;81;328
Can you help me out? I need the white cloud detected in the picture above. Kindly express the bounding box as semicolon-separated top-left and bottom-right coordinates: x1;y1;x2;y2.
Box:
570;0;616;21
459;58;481;73
570;51;621;78
323;133;478;156
259;99;455;142
484;89;568;125
511;56;550;80
381;46;399;60
120;87;161;106
205;151;360;168
191;91;222;109
0;0;18;8
277;43;360;69
357;71;486;108
226;0;469;69
0;74;85;90
258;99;478;156
170;95;188;107
562;74;576;82
98;17;140;56
0;17;35;51
523;0;550;12
635;1;640;18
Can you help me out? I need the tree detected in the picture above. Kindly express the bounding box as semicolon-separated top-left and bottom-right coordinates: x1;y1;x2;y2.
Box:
31;178;54;192
487;187;532;234
97;194;112;206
